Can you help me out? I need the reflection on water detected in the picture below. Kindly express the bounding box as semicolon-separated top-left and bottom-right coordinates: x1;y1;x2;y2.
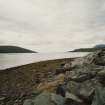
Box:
0;52;88;70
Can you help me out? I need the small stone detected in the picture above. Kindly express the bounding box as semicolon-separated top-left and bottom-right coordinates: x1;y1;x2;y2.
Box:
65;92;82;103
63;63;71;69
14;103;18;105
23;99;33;105
71;74;88;82
0;97;5;101
97;70;105;76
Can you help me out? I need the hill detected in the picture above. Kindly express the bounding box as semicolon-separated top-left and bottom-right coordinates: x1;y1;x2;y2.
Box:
0;46;36;53
71;48;98;52
71;44;105;52
94;44;105;49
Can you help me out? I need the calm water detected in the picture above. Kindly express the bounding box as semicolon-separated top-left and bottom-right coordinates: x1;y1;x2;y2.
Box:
0;52;88;70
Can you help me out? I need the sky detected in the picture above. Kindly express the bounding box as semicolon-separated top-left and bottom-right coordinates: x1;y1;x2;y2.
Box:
0;0;105;52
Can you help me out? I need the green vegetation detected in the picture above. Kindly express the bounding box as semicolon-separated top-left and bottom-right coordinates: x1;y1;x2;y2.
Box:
0;46;36;53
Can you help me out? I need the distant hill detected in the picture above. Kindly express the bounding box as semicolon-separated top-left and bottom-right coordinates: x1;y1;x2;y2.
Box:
0;46;36;53
71;44;105;52
94;44;105;49
71;48;98;52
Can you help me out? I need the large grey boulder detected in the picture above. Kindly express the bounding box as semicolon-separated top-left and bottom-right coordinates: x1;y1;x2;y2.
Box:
23;92;65;105
66;79;98;99
92;86;105;105
66;64;97;83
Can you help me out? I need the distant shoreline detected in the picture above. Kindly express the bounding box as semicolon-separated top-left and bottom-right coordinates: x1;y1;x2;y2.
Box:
1;57;75;71
0;52;88;70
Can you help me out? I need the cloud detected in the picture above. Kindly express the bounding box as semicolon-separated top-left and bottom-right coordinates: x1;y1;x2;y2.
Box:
0;0;105;52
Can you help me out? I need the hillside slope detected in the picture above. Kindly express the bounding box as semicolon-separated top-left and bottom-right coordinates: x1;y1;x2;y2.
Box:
0;46;36;53
71;44;105;52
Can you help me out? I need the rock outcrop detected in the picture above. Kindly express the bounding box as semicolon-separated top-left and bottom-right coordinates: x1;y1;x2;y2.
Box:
91;86;105;105
23;92;65;105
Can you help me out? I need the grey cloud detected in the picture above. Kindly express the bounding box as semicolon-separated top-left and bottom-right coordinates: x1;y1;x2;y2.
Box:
0;0;105;52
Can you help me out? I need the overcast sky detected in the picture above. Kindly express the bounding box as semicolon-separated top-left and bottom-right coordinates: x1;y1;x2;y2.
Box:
0;0;105;52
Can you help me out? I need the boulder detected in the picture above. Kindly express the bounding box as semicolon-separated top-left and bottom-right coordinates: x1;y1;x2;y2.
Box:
92;86;105;105
55;68;66;75
65;92;86;105
83;49;105;66
66;65;97;82
55;62;72;75
23;92;65;105
71;58;84;67
97;69;105;77
65;92;82;103
0;97;6;101
66;79;98;100
50;93;65;105
97;70;105;85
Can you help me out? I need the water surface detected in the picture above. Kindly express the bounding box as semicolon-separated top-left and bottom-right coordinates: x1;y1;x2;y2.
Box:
0;52;88;70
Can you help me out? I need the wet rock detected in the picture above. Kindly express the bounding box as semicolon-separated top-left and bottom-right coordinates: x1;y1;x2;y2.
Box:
23;92;65;105
92;86;105;105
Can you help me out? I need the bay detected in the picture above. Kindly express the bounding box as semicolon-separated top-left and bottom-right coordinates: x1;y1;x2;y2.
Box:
0;52;88;70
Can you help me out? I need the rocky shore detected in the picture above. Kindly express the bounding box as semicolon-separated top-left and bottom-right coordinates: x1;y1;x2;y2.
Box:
1;49;105;105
